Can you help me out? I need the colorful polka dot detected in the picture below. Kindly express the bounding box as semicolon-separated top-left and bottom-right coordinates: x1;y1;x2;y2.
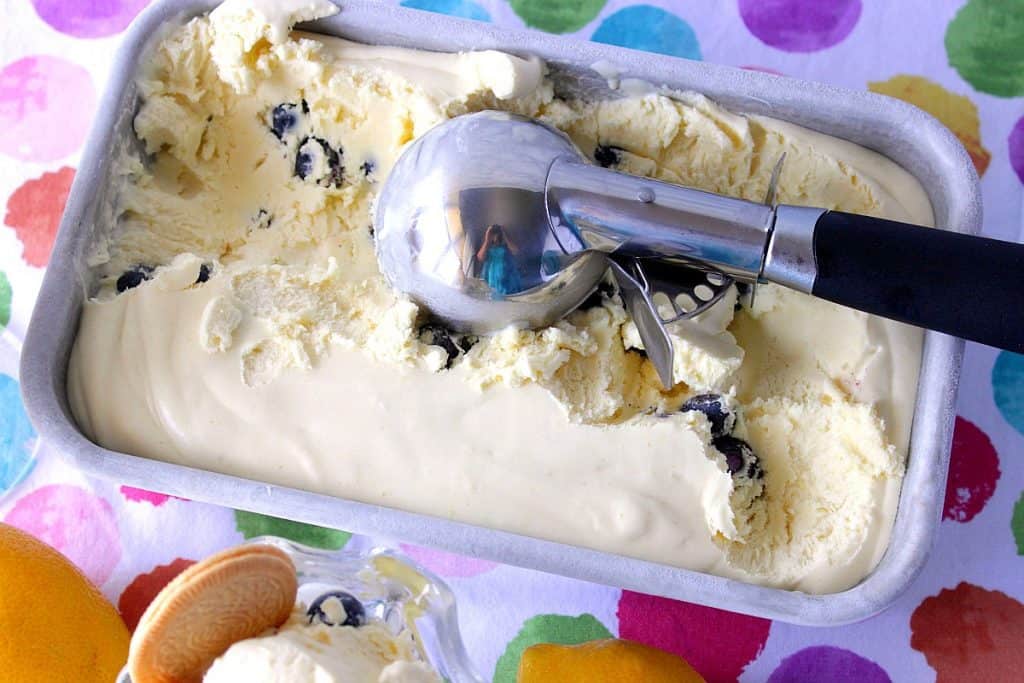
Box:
509;0;606;34
617;591;771;682
400;0;490;22
1012;491;1024;556
1;374;36;497
992;351;1024;437
234;509;350;550
768;646;890;682
399;543;498;578
31;0;150;39
868;75;991;176
0;57;95;162
739;0;861;53
3;484;121;586
943;417;1000;523
118;557;196;631
4;166;76;267
591;5;701;60
119;485;186;507
1009;115;1024;185
0;271;10;330
1007;493;1024;557
911;582;1024;680
945;0;1024;97
494;613;612;683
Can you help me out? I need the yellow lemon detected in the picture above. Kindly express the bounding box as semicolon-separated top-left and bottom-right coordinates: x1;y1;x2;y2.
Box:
0;522;129;681
518;638;706;682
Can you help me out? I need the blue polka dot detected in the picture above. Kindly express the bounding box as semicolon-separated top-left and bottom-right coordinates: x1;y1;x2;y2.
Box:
591;5;701;60
400;0;491;22
0;373;36;496
994;351;1024;436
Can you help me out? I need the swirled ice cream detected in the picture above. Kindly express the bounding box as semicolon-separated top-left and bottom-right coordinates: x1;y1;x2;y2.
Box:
68;0;934;592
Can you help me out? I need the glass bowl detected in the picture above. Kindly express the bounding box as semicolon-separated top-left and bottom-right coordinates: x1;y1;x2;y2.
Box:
117;537;483;682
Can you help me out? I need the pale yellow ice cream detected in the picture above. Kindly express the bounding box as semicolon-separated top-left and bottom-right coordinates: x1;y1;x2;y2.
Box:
67;0;934;592
204;606;439;683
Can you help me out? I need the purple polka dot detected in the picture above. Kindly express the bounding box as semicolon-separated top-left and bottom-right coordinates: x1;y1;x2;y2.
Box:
1010;116;1024;185
739;0;861;52
0;56;95;162
399;543;498;578
768;646;890;683
31;0;150;39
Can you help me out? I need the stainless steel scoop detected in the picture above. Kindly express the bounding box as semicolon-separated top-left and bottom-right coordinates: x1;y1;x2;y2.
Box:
375;111;1024;386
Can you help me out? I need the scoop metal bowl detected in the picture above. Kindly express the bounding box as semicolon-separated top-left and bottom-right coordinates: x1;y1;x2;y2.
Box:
374;111;609;334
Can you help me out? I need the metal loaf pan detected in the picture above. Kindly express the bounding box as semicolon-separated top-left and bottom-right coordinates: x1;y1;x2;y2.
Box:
20;0;979;626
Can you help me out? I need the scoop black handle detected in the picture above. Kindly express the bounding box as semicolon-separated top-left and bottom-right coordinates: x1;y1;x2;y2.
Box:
810;211;1024;352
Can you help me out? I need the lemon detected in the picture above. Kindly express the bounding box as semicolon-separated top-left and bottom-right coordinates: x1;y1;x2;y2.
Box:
0;522;129;681
518;638;706;682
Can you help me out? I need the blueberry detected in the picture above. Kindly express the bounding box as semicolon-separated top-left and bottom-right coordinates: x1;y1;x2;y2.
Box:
116;265;153;293
252;208;273;231
306;591;366;628
734;282;750;311
360;160;375;178
457;335;477;354
680;394;734;437
295;137;344;188
270;103;301;140
594;144;624;168
196;263;211;284
579;279;616;311
420;323;473;369
712;435;763;479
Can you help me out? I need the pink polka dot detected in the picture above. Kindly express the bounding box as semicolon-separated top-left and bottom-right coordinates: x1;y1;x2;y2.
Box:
31;0;150;39
119;485;187;507
739;0;861;52
399;543;498;578
1010;115;1024;185
617;591;771;682
4;484;121;586
943;416;1000;523
0;56;95;162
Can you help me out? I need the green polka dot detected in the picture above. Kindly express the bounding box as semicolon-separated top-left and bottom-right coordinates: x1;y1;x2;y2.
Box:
1013;491;1024;555
0;272;10;329
945;0;1024;97
234;509;351;550
510;0;606;33
494;613;612;683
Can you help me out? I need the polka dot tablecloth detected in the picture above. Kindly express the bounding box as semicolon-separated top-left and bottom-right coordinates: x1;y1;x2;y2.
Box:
2;1;1023;680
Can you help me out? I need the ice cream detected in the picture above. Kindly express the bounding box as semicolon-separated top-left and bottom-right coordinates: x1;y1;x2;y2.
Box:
67;0;935;593
204;603;439;683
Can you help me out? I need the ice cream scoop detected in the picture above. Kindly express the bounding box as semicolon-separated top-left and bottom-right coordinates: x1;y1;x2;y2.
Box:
374;110;1024;386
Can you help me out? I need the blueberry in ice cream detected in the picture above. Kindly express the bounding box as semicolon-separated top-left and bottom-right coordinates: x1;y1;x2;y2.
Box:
270;102;302;140
116;266;153;293
712;435;762;479
593;144;624;168
68;0;936;593
306;590;367;628
294;136;344;187
680;393;735;437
